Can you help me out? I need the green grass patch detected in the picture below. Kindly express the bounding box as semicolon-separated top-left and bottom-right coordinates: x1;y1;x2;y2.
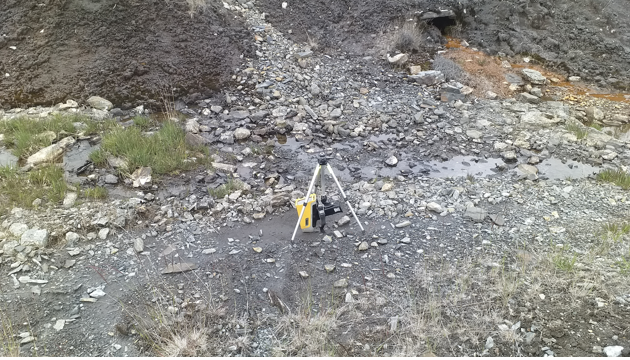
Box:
96;120;207;175
132;115;152;130
0;114;84;158
589;122;603;131
551;250;578;272
82;186;108;200
597;168;630;189
565;123;588;140
0;165;68;214
208;178;242;199
83;118;119;136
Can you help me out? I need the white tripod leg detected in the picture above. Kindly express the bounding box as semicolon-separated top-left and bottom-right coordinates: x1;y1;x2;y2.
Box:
326;164;365;233
291;164;321;241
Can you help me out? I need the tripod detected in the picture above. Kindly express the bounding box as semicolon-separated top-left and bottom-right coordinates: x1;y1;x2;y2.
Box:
291;156;365;241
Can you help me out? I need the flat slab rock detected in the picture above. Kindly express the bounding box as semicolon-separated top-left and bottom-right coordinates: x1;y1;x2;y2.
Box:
464;207;487;222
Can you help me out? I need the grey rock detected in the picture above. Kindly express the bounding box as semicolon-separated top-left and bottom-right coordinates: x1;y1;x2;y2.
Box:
134;238;144;253
220;131;235;144
410;71;445;86
485;336;494;350
466;129;483;139
334;278;348;288
501;151;517;161
330;108;342;118
521;69;546;85
230;110;250;120
104;174;118;184
89;288;106;298
185;119;200;133
131;167;152;188
586;107;605;121
464;207;487;222
517;92;541;104
324;264;335;272
21;229;48;248
337;215;351;226
358;242;369;251
185;132;207;147
87;96;113;110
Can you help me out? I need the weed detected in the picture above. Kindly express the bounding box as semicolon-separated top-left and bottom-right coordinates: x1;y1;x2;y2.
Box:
83;119;118;136
185;0;208;17
208;178;242;199
132;115;152;130
551;250;578;272
616;256;630;275
589;122;603;131
597;168;630;189
466;173;475;183
394;20;425;53
566;123;588;140
89;149;108;167
82;186;108;200
0;308;19;356
603;221;630;242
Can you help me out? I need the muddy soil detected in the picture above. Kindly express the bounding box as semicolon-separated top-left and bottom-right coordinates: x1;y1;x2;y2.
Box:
0;0;253;109
258;0;630;89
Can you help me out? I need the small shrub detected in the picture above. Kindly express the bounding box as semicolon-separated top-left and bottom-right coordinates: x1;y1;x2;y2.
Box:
394;21;425;53
132;116;152;130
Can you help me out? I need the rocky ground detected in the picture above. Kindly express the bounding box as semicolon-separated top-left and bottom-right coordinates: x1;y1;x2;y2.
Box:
2;0;630;357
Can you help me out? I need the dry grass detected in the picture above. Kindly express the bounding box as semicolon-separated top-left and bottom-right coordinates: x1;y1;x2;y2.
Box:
270;245;630;356
0;309;19;357
185;0;208;17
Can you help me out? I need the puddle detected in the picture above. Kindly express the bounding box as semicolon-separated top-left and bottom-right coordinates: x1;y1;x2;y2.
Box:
63;141;99;173
427;156;503;178
0;148;18;167
536;158;600;180
62;141;99;183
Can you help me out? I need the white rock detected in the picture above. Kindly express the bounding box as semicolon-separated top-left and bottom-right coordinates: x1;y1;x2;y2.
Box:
53;319;65;331
89;288;106;298
26;136;75;166
234;128;251;140
63;192;78;208
65;232;80;242
98;228;110;240
604;346;624;357
426;202;443;213
134;238;144;253
87;96;113;110
9;223;29;237
20;229;48;248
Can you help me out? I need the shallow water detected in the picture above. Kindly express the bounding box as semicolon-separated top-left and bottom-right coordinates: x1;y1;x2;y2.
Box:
0;147;18;167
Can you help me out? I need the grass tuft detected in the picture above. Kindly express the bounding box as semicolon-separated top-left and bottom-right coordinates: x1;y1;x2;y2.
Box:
0;308;19;357
597;168;630;189
82;186;108;200
208;178;242;199
566;123;588;140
